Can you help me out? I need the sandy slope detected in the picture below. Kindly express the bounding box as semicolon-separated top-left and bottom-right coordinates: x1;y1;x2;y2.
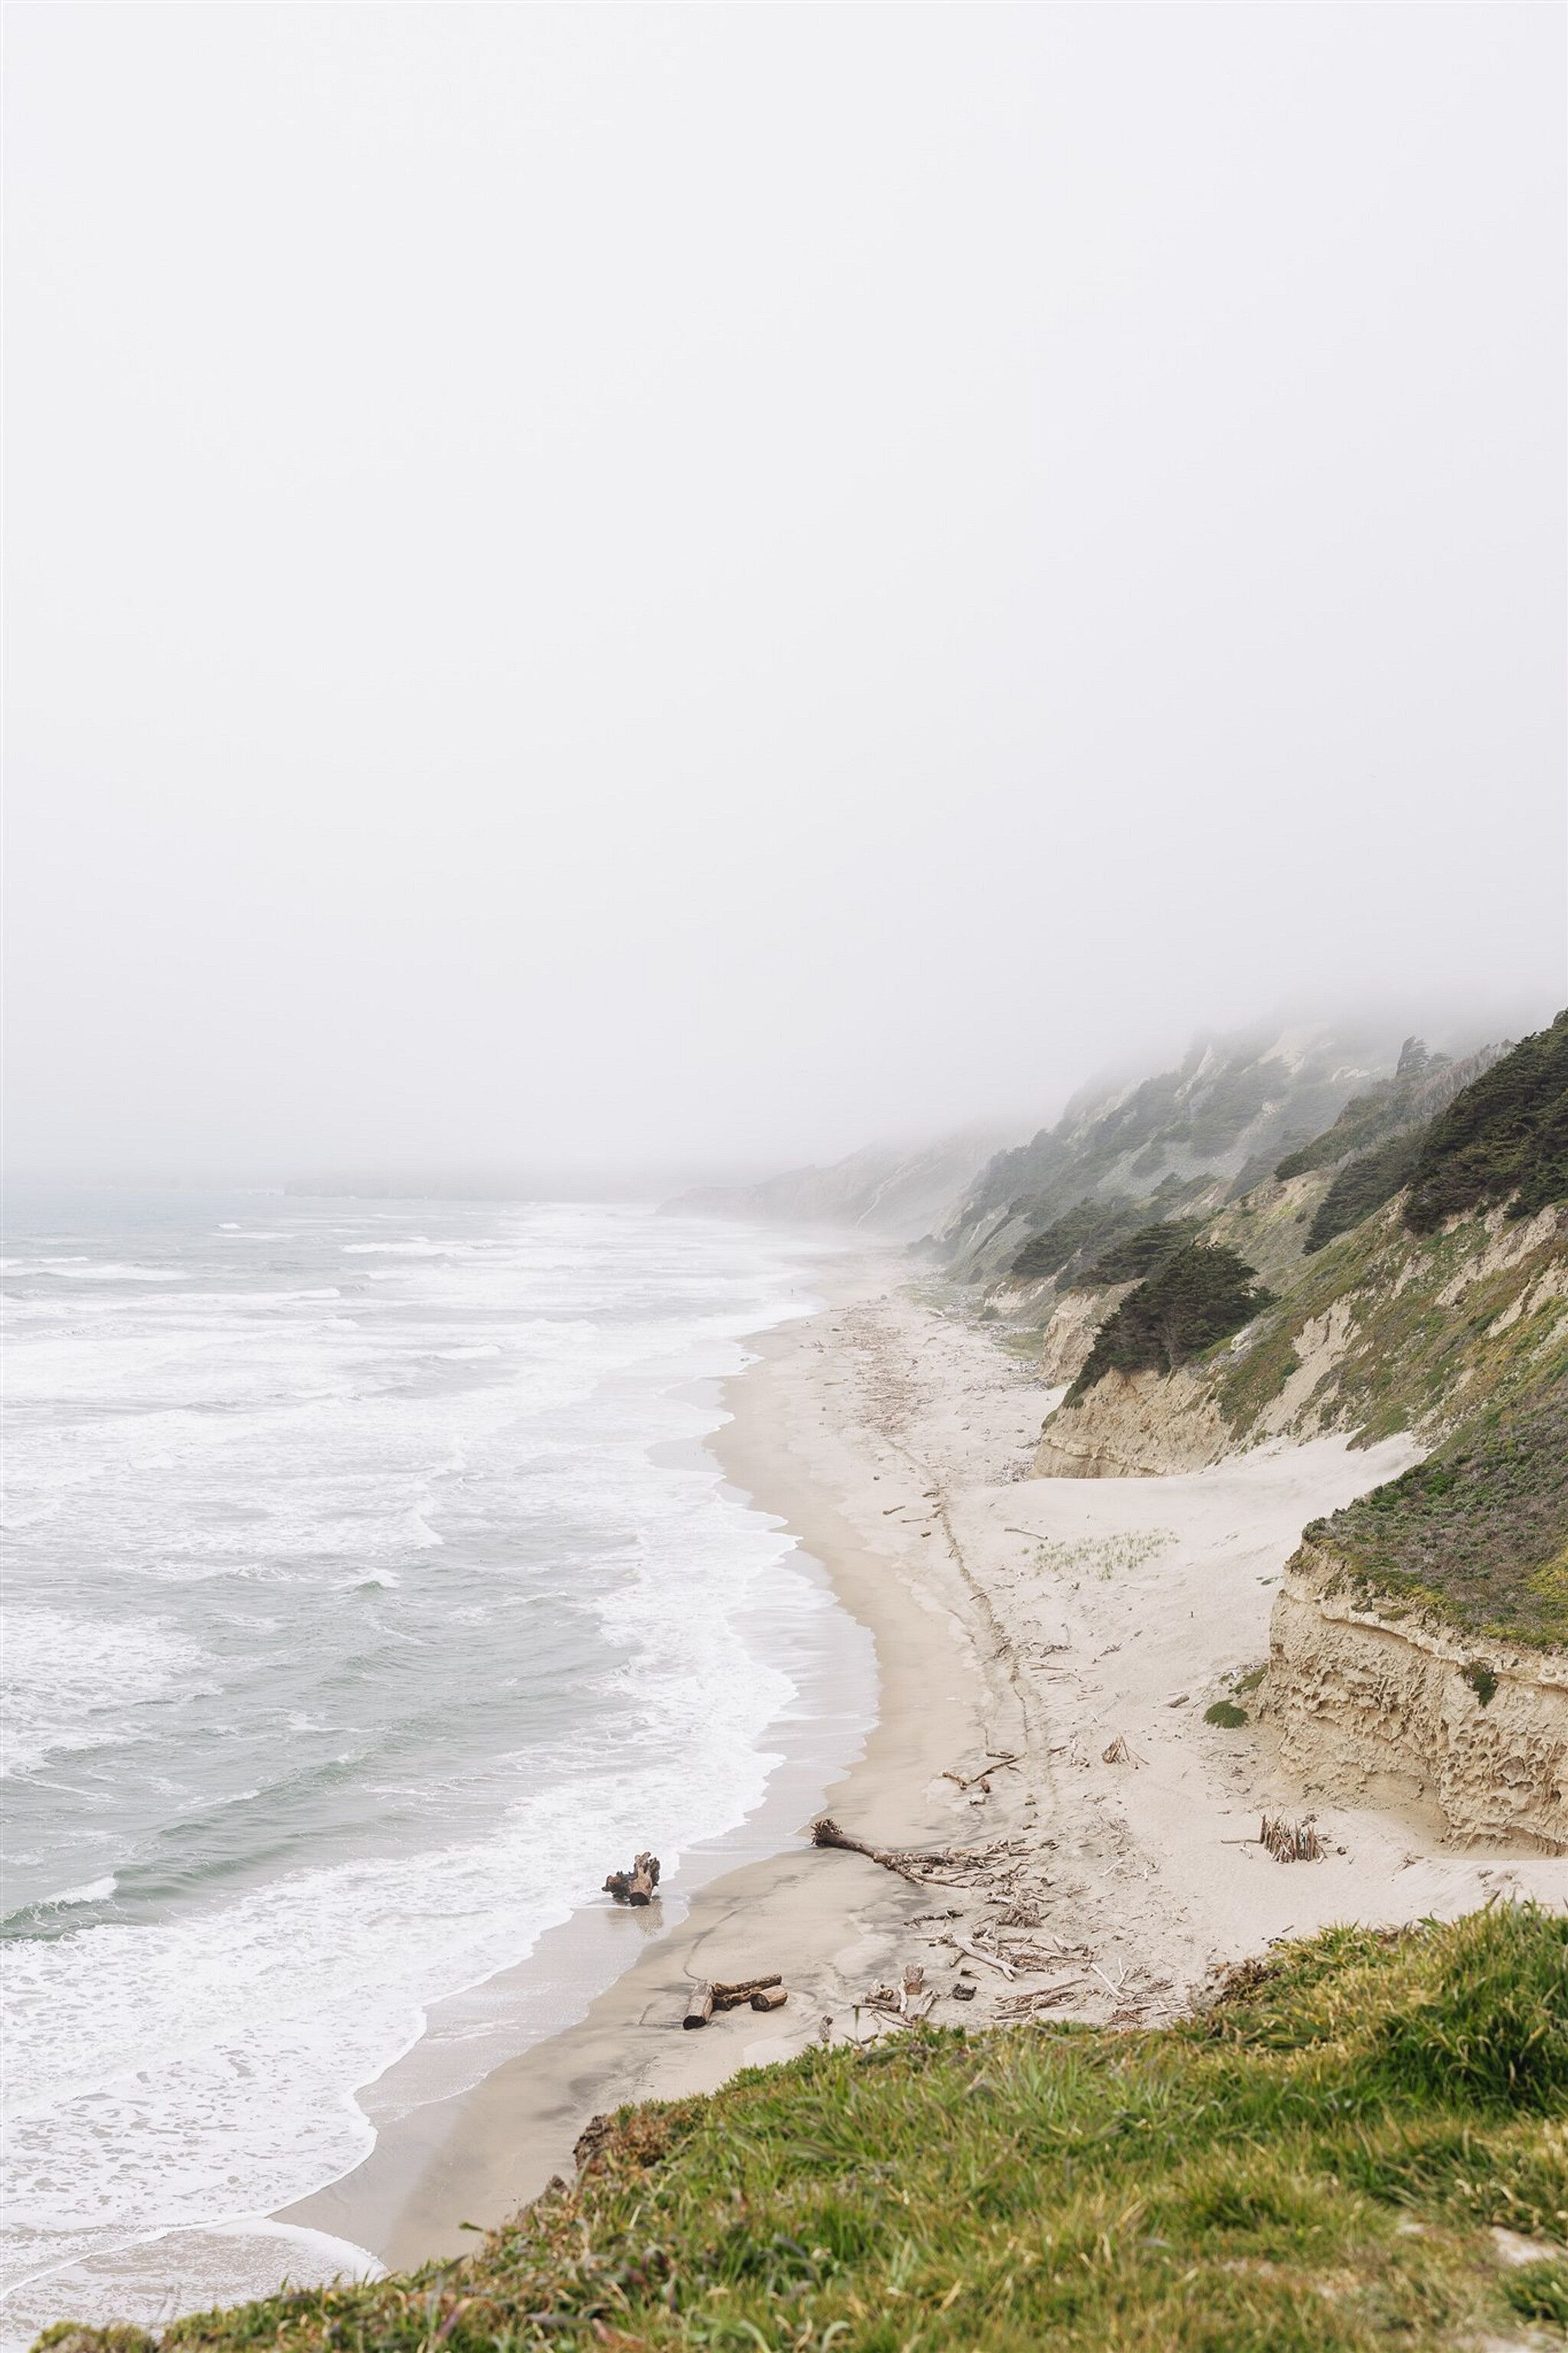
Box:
283;1257;1568;2271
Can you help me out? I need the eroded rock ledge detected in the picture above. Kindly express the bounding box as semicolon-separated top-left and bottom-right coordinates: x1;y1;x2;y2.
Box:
1261;1540;1568;1851
1033;1363;1231;1479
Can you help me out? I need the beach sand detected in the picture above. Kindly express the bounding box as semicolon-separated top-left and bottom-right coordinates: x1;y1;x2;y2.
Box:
283;1254;1568;2273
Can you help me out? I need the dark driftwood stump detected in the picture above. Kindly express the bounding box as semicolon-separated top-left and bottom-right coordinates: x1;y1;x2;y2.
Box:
604;1850;662;1904
684;1982;715;2029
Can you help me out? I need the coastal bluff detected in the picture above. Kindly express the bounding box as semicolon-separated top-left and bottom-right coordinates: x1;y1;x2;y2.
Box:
1262;1538;1568;1852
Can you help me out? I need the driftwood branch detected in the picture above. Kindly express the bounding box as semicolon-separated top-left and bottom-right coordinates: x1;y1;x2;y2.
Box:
946;1936;1017;1980
810;1816;956;1885
1259;1815;1322;1862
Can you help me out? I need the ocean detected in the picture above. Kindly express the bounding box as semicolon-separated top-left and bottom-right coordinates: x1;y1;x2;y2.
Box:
0;1194;873;2345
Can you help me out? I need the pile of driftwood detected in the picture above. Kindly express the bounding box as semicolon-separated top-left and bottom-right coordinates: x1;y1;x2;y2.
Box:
603;1851;661;1905
1259;1814;1322;1862
863;1962;934;2020
684;1973;787;2028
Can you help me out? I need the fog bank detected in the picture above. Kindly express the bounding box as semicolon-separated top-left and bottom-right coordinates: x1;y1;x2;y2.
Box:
6;5;1563;1185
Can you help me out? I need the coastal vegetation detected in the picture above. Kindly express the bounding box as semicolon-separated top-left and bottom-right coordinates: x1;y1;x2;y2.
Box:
1402;1010;1568;1234
1008;1197;1138;1284
1032;1015;1567;1459
1079;1217;1204;1286
1305;1352;1568;1647
948;1027;1391;1288
48;1904;1568;2353
1302;1130;1426;1254
1068;1243;1272;1400
1273;1038;1448;1182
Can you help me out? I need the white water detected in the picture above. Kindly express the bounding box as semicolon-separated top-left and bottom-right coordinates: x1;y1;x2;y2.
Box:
1;1194;871;2344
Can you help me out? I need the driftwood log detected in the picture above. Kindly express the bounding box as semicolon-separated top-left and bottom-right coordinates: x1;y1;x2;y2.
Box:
684;1973;785;2027
810;1816;954;1885
603;1851;662;1905
712;1973;782;2011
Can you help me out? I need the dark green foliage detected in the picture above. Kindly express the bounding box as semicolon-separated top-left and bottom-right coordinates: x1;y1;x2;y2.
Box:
952;1031;1390;1275
1317;1353;1568;1645
1277;1083;1416;1180
1462;1662;1498;1708
1080;1217;1203;1286
1273;1037;1478;1185
1070;1245;1275;1399
1009;1198;1137;1283
49;1907;1568;2353
1403;1010;1568;1234
1304;1129;1428;1253
1203;1700;1247;1727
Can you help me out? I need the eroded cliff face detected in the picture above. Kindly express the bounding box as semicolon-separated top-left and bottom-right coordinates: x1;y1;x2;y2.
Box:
1032;1363;1232;1478
1261;1541;1568;1851
1035;1283;1128;1388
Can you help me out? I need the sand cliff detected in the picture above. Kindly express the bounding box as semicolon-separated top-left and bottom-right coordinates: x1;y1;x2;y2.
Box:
1262;1539;1568;1851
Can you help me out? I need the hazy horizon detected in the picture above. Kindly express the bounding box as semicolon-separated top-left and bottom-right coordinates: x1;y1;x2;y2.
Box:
6;5;1565;1188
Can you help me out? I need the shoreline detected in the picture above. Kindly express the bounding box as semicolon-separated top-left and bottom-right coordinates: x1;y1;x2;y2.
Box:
277;1251;983;2269
98;1255;1568;2304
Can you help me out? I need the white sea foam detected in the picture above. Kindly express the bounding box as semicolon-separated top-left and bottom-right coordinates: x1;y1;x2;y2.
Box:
0;1197;854;2340
1;1610;211;1778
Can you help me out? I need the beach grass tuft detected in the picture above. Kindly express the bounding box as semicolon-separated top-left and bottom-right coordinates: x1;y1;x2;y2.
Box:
36;1902;1568;2353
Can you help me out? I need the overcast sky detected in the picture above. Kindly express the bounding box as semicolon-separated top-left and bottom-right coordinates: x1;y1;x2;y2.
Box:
5;4;1564;1185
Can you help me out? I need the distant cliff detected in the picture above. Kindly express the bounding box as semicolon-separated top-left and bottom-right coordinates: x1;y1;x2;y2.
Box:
1030;1018;1561;1480
664;1128;1011;1243
938;1025;1406;1290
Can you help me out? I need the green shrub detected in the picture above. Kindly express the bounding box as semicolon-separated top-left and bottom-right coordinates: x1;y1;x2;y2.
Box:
1317;1354;1568;1645
1070;1244;1275;1399
1010;1198;1138;1283
1403;1009;1568;1234
1080;1217;1203;1286
1304;1129;1427;1253
1204;1700;1248;1727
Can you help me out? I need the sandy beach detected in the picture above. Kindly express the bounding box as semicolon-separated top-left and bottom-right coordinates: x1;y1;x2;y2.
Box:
283;1250;1568;2273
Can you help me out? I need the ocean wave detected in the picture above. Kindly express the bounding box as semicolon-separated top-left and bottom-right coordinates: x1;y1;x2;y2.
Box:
1;1610;211;1779
1;1198;842;2327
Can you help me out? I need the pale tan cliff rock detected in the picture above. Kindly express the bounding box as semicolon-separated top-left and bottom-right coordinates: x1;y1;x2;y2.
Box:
1033;1364;1232;1479
1036;1283;1129;1387
1260;1541;1568;1851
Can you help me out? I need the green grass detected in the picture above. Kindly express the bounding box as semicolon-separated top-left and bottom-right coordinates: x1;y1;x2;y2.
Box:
1305;1350;1568;1646
44;1907;1568;2353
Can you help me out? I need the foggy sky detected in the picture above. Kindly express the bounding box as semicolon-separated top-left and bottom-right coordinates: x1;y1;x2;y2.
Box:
6;5;1565;1186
